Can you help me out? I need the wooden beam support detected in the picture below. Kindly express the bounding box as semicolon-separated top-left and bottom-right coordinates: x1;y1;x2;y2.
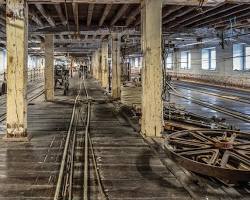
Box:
184;3;242;27
162;5;184;18
97;48;102;83
111;33;121;99
4;0;249;5
29;11;44;27
111;4;129;26
72;3;79;33
35;4;55;27
44;34;54;101
163;7;195;25
54;4;67;26
5;0;28;140
141;0;163;137
193;5;250;28
99;4;112;26
101;39;109;89
126;6;140;26
87;3;94;27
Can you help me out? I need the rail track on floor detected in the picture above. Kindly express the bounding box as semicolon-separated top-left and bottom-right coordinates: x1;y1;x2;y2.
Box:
53;77;107;200
169;82;250;124
0;81;44;122
174;82;250;104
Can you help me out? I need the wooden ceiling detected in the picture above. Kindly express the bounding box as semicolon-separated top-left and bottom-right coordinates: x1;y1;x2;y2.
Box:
0;1;250;56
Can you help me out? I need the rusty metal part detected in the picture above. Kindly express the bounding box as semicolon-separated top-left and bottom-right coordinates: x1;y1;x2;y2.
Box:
164;104;237;131
164;129;250;183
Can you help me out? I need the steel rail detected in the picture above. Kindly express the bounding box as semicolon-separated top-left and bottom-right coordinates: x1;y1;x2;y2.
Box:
53;80;83;200
175;83;250;105
167;82;250;123
83;100;90;200
88;126;108;200
172;92;250;123
0;87;45;122
69;108;79;200
81;75;108;200
82;73;90;200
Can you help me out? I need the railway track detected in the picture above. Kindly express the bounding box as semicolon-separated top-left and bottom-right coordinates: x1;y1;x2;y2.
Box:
171;92;250;123
168;82;250;124
0;83;44;122
174;82;250;104
0;80;44;106
54;77;107;200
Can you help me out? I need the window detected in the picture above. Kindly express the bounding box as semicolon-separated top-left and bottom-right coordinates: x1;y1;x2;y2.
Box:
180;51;191;69
233;44;244;70
0;50;6;73
202;47;216;70
131;58;135;68
245;46;250;70
138;57;142;69
135;57;139;68
166;53;173;69
233;43;250;71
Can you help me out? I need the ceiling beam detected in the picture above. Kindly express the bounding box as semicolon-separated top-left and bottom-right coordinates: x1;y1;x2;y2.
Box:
193;6;250;28
111;4;129;26
162;5;184;18
87;4;94;27
126;6;140;26
35;4;55;27
32;28;139;36
163;7;195;25
166;3;228;30
134;5;184;26
209;13;250;30
99;4;112;26
184;4;242;27
29;11;44;27
3;0;247;6
54;4;66;26
72;3;79;33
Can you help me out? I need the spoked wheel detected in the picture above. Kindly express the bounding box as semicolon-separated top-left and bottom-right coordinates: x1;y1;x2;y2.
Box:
164;129;250;183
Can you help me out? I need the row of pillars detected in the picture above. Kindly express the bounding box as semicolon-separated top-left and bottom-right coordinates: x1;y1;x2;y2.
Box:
92;0;163;137
92;33;121;99
5;0;55;140
5;0;162;139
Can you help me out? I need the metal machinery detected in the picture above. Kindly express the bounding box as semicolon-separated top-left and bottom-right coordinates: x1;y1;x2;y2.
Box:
164;129;250;184
164;104;237;131
54;65;69;95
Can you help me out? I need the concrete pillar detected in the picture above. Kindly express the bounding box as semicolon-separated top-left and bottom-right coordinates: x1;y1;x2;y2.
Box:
141;0;163;137
111;33;121;99
5;0;28;140
44;35;54;101
101;40;109;89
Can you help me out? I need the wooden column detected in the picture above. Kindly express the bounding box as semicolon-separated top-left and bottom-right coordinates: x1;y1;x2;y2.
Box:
101;40;109;89
111;33;121;99
44;34;54;101
141;0;163;137
93;50;99;80
91;53;95;77
97;48;102;83
5;0;28;140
